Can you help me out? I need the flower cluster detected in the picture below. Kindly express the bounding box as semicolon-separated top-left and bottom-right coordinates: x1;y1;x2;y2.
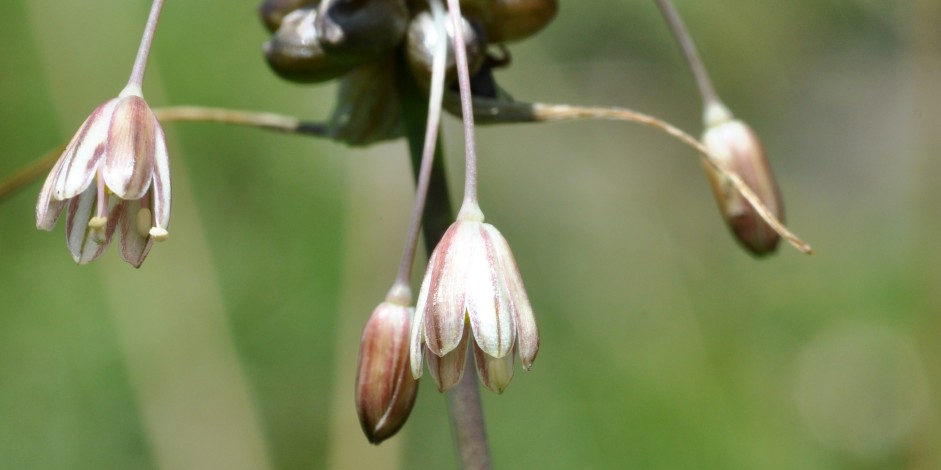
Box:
258;0;558;144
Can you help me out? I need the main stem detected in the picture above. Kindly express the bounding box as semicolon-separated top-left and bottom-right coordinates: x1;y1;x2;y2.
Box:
397;40;492;470
128;0;165;88
654;0;721;109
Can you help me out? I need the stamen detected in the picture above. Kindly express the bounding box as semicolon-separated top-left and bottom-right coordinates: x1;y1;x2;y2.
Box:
88;169;108;229
88;216;107;229
149;227;169;241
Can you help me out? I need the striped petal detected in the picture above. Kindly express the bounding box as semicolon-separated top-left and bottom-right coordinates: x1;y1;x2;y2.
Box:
149;122;171;236
485;224;539;370
118;196;154;268
410;277;428;379
103;95;156;199
53;100;115;200
466;223;516;359
426;326;470;392
36;150;69;230
419;222;469;357
474;342;515;394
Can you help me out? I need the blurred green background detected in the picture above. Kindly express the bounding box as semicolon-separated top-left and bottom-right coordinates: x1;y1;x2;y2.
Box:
2;1;940;469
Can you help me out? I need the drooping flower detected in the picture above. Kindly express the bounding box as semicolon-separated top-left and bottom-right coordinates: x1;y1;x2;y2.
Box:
36;84;171;267
410;201;538;393
701;102;783;256
355;284;419;444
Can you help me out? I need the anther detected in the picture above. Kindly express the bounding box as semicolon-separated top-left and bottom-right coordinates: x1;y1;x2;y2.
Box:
149;227;169;241
136;208;153;237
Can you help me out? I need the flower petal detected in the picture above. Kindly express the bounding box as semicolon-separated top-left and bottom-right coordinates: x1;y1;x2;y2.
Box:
485;224;539;370
118;196;154;268
474;342;515;394
410;279;428;379
150;122;171;233
419;222;468;357
466;223;516;359
426;326;469;392
104;96;156;199
65;186;119;264
36;152;68;230
53;100;115;200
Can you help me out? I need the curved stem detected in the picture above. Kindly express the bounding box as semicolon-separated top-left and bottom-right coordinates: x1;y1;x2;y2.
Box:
2;101;810;254
128;0;165;88
654;0;722;109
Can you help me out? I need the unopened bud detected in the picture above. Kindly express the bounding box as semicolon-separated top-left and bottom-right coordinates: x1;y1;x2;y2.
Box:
701;103;784;256
355;299;419;444
263;7;356;83
405;10;486;90
316;0;409;65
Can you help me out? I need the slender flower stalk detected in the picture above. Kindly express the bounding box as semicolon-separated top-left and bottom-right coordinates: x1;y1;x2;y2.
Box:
654;0;720;109
393;0;449;288
446;0;480;206
129;0;165;88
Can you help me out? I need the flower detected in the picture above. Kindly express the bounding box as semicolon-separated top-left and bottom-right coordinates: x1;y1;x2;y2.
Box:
702;103;783;256
355;284;419;444
410;202;538;393
36;84;171;267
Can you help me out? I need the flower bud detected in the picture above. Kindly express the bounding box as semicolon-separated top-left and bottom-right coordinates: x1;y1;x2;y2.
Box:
316;0;409;65
263;7;357;83
405;10;486;91
701;104;784;256
355;297;419;444
258;0;317;32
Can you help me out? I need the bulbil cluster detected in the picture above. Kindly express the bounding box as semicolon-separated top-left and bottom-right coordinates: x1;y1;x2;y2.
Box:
259;0;557;87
